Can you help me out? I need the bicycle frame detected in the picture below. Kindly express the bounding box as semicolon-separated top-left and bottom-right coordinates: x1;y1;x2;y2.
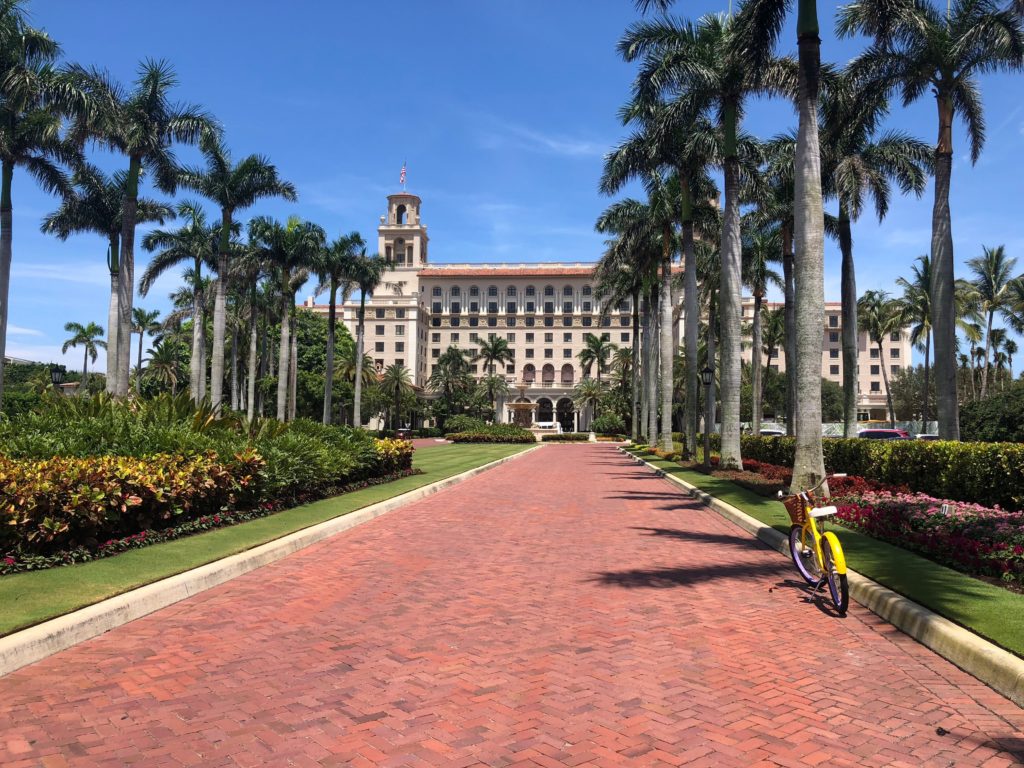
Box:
791;475;848;577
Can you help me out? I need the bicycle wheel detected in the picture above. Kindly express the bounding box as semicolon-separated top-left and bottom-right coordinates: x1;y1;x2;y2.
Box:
820;536;850;614
789;525;820;585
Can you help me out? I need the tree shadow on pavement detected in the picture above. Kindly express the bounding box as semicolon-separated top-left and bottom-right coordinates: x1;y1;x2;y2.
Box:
588;560;785;589
630;526;768;548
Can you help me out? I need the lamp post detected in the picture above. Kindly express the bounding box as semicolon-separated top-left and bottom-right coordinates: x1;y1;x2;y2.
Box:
701;365;714;469
50;364;66;395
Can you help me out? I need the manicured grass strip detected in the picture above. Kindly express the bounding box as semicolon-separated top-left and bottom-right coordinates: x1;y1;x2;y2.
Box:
627;447;1024;658
0;443;530;637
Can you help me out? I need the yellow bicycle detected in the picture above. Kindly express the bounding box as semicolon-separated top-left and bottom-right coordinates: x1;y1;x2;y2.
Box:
780;474;849;614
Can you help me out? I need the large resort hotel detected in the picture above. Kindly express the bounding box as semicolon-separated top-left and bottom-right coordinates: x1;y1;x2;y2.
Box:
301;192;911;429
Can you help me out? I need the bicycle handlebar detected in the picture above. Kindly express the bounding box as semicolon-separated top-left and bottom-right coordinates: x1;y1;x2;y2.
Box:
779;473;847;499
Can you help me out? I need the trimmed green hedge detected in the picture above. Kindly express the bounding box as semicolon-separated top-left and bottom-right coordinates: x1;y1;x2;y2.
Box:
542;433;590;442
740;435;1024;510
446;424;535;444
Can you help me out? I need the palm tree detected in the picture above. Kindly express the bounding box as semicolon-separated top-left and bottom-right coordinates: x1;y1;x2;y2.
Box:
248;216;324;421
140;201;219;402
620;9;792;469
966;245;1018;399
70;59;215;396
0;6;77;407
572;377;606;426
131;307;161;393
858;290;905;427
41;162;174;392
472;335;514;420
379;363;413;431
578;333;617;384
820;72;931;435
896;255;932;425
61;321;105;389
346;250;391;428
336;344;377;388
741;225;782;434
761;306;785;375
427;346;473;402
839;0;1024;439
313;232;363;424
177;129;297;411
145;339;181;395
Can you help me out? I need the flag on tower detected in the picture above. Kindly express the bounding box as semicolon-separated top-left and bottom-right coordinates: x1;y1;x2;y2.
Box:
399;161;407;187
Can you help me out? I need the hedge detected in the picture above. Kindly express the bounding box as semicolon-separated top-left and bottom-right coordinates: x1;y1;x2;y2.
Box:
739;436;1024;510
542;433;590;442
446;424;535;443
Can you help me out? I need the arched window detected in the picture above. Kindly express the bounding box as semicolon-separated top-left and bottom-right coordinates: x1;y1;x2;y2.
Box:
563;285;573;297
582;285;592;295
537;397;554;422
394;238;406;265
523;364;536;382
542;363;555;383
396;204;407;225
560;364;574;384
544;285;554;297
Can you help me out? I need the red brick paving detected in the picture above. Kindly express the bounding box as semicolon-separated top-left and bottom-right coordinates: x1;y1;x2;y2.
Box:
1;444;1022;767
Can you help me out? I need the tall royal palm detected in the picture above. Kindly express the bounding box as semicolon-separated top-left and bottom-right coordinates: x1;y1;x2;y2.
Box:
472;335;514;420
820;73;930;435
71;59;215;396
896;255;933;425
839;0;1024;439
62;321;105;390
139;201;219;401
177;129;297;411
967;245;1018;399
741;224;782;434
620;9;792;468
42;163;173;391
346;250;390;428
131;307;161;393
313;232;363;424
857;290;905;427
0;4;76;407
379;363;413;430
578;333;617;384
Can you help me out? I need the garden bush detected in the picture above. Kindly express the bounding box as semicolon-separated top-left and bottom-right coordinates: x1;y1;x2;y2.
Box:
591;413;625;436
541;433;590;442
447;424;535;443
444;415;486;434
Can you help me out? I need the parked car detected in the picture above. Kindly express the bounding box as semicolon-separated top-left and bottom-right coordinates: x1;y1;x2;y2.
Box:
759;428;785;436
857;428;910;440
916;433;940;440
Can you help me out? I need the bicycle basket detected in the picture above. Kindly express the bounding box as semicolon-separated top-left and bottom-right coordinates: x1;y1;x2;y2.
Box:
782;494;808;525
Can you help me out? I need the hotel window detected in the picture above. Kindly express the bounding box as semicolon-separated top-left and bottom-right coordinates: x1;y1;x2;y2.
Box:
507;364;515;374
890;331;900;342
432;286;442;297
891;365;900;374
870;381;880;392
525;317;535;326
545;333;554;342
830;364;839;375
582;285;592;295
829;332;838;343
395;359;403;367
431;318;440;327
450;317;460;327
620;317;629;327
621;333;630;342
544;317;554;327
564;349;573;358
525;348;534;358
488;286;498;297
582;301;592;312
450;286;460;297
544;349;553;358
470;302;479;313
526;286;536;296
618;300;630;312
601;333;611;342
395;342;404;352
470;286;479;296
396;309;405;318
507;286;517;296
601;317;611;327
375;325;385;335
526;333;534;342
469;332;478;342
507;302;517;314
563;332;572;342
395;325;404;335
488;333;496;340
506;317;516;327
890;348;899;358
563;301;573;313
542;286;553;297
375;308;385;318
559;317;569;327
582;317;592;327
432;302;441;313
432;333;440;343
451;333;460;343
451;302;461;314
375;342;384;352
526;301;536;312
870;348;879;358
829;314;839;327
544;302;554;313
829;349;839;358
487;317;497;327
563;285;573;297
870;365;879;375
507;333;515;342
488;302;498;313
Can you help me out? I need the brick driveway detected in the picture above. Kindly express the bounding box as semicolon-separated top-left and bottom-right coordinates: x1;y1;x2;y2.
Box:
1;445;1022;767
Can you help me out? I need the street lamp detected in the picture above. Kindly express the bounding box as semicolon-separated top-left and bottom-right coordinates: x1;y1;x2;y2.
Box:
701;365;714;469
50;364;66;395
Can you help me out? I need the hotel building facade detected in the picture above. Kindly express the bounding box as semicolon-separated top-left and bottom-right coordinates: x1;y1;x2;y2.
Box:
301;192;909;428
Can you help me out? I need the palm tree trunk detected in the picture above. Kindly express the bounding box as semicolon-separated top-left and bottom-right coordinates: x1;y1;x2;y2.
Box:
631;288;641;442
323;280;338;424
353;297;366;428
0;160;12;409
719;126;743;470
752;293;763;435
931;95;958;439
246;290;258;423
648;292;659;444
640;297;650;442
210;211;232;411
190;293;203;402
136;325;144;395
82;347;89;389
105;235;120;395
276;293;290;422
879;342;895;428
782;223;796;436
288;314;298;421
682;214;699;459
707;301;718;433
116;156;142;397
981;310;993;399
838;205;858;437
791;6;828;493
199;313;208;399
660;225;674;453
231;321;239;411
922;328;931;427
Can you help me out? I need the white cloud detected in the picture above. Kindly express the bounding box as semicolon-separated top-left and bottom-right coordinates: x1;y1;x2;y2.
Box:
5;341;101;368
7;324;44;337
475;116;608;158
11;262;109;288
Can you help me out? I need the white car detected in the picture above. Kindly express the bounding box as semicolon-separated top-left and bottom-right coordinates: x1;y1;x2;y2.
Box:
759;428;785;436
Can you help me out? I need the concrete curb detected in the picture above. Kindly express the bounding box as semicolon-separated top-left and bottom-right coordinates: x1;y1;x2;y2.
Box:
0;445;542;678
618;446;1024;709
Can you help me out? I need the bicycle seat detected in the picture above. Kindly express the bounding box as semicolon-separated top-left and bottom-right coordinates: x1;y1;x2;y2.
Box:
810;506;838;518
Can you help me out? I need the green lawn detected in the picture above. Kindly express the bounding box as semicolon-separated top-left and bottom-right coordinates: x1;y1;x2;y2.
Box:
0;443;530;637
627;447;1024;658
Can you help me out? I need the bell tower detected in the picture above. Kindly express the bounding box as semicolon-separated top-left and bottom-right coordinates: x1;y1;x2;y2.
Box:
378;192;428;270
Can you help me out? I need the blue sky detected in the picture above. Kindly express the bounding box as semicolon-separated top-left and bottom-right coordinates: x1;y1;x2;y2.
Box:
7;0;1023;369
